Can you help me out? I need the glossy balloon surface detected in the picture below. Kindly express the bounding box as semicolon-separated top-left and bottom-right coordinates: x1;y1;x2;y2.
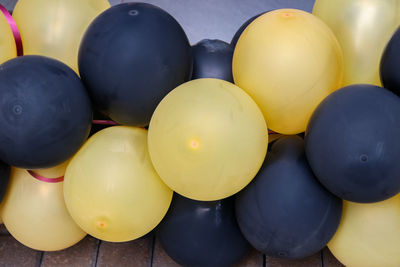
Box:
233;9;343;134
148;78;268;201
1;162;86;251
313;0;400;86
64;126;173;242
13;0;110;72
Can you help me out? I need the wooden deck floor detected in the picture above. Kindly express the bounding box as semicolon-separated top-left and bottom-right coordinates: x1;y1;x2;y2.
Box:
0;224;344;267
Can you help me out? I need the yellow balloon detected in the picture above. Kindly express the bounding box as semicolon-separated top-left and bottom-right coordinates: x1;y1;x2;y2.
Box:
148;78;268;201
233;9;343;135
313;0;400;86
12;0;110;73
1;162;86;251
328;195;400;267
64;126;172;242
0;13;16;64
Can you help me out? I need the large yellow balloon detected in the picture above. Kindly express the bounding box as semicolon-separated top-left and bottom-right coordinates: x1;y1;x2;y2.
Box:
148;78;268;201
64;126;172;242
328;195;400;267
12;0;110;73
1;162;86;251
233;9;343;135
313;0;400;86
0;13;16;64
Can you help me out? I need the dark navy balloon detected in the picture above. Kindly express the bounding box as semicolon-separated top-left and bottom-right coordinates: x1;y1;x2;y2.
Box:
381;27;400;95
306;84;400;203
157;194;250;267
191;39;233;82
79;3;192;126
236;136;342;259
0;161;10;203
0;55;92;169
230;12;268;48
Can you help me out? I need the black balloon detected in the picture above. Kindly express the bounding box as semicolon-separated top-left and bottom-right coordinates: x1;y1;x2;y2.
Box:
157;194;250;267
230;12;267;48
0;161;10;203
191;39;233;82
306;84;400;203
79;3;192;126
0;55;92;169
381;27;400;95
236;136;342;259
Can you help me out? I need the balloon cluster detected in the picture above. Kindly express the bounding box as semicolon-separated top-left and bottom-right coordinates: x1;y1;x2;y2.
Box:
0;1;399;266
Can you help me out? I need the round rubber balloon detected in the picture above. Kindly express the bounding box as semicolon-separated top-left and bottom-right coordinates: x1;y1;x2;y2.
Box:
1;162;86;251
79;3;192;126
0;13;16;64
148;78;268;201
230;12;267;49
236;136;342;259
0;56;92;169
64;126;173;242
381;27;400;95
328;195;400;267
306;84;400;203
191;39;233;82
157;194;250;266
12;0;109;73
313;0;400;87
0;161;10;204
233;9;343;134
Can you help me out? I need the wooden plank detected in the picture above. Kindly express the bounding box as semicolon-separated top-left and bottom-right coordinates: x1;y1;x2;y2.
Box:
151;239;180;267
233;248;263;267
322;247;345;267
96;237;151;267
41;236;98;267
0;235;41;267
266;252;322;267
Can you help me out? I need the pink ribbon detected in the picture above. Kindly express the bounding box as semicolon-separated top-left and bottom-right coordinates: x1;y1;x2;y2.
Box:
92;120;119;125
0;4;23;56
27;170;64;183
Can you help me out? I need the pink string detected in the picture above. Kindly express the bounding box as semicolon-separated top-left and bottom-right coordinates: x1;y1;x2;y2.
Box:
27;170;64;183
0;4;23;56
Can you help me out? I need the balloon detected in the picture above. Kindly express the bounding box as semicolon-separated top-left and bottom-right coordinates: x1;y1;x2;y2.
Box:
0;13;16;64
79;3;192;126
306;84;400;203
328;195;400;267
1;162;86;251
236;136;342;259
230;12;267;48
148;78;268;201
233;9;343;134
12;0;109;73
64;126;173;242
0;56;92;169
0;161;10;204
381;27;400;95
313;0;400;87
157;194;250;266
191;39;233;82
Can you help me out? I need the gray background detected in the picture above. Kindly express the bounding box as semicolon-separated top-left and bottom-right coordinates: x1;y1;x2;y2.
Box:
0;0;315;44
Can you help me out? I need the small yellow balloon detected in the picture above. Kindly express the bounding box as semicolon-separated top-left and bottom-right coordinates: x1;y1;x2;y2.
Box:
148;78;268;201
0;13;16;64
313;0;400;86
233;9;343;135
12;0;110;73
328;195;400;267
64;126;173;242
1;162;86;251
